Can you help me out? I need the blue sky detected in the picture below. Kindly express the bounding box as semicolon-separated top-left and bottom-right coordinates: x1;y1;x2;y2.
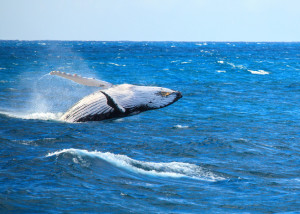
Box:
0;0;299;41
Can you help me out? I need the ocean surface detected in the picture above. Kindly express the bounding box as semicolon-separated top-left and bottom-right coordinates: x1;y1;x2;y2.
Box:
0;41;299;213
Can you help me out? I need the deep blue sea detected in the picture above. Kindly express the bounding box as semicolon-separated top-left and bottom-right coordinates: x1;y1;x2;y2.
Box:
0;41;299;213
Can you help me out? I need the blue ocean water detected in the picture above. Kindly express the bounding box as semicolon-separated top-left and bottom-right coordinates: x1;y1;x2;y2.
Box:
0;41;299;213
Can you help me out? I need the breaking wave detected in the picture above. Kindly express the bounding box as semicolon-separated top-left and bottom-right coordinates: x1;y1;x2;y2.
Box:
46;148;225;182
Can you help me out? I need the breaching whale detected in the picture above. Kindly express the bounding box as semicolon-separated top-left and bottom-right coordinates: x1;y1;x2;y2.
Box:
50;71;182;122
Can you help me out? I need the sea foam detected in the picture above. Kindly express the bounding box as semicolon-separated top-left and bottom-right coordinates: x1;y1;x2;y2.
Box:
173;124;189;129
46;148;225;182
248;70;269;75
0;111;63;121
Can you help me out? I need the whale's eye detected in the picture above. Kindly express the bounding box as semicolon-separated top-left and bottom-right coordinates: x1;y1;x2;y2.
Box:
157;91;172;97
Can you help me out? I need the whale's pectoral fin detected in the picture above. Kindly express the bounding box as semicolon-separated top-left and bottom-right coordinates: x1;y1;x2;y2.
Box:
100;91;126;113
50;71;113;88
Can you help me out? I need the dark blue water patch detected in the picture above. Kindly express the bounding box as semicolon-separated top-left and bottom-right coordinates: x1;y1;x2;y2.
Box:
0;41;300;213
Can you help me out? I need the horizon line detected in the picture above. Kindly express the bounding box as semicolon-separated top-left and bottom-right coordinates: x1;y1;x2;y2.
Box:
0;39;300;43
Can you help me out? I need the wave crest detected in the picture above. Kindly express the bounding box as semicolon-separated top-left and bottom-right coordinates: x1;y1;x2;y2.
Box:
46;148;225;182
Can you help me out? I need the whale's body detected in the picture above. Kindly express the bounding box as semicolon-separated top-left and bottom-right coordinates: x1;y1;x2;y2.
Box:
50;71;182;122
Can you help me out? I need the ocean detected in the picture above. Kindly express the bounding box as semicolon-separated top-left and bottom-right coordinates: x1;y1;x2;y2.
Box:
0;41;299;213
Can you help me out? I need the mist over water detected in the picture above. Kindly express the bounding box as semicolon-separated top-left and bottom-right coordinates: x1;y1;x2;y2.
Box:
0;41;299;213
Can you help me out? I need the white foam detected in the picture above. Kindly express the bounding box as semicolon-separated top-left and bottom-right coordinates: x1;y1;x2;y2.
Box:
217;70;226;73
22;112;63;120
109;62;126;67
217;60;224;64
174;124;189;129
0;111;63;121
248;70;269;75
46;149;225;182
227;62;246;69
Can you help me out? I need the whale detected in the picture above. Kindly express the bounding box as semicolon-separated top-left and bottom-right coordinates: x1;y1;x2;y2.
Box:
50;71;182;122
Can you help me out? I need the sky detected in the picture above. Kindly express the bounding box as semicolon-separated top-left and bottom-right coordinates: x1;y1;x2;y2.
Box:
0;0;299;41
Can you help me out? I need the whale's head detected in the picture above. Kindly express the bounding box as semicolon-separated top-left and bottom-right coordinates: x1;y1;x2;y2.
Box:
144;86;182;110
113;84;182;112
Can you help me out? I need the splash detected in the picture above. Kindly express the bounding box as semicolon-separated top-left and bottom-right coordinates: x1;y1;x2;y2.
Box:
21;112;63;120
0;111;63;121
46;148;225;182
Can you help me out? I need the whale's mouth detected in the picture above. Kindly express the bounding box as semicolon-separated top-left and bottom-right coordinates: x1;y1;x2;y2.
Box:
173;91;182;103
176;91;183;99
156;90;182;99
160;91;182;109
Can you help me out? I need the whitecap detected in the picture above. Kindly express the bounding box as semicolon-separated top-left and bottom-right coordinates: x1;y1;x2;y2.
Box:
217;70;226;73
109;62;126;67
248;70;269;75
173;124;189;129
227;62;246;70
196;42;208;46
0;68;7;70
46;149;225;182
217;60;224;64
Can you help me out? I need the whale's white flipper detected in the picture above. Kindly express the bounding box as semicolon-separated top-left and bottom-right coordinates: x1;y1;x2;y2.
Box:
50;71;113;88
